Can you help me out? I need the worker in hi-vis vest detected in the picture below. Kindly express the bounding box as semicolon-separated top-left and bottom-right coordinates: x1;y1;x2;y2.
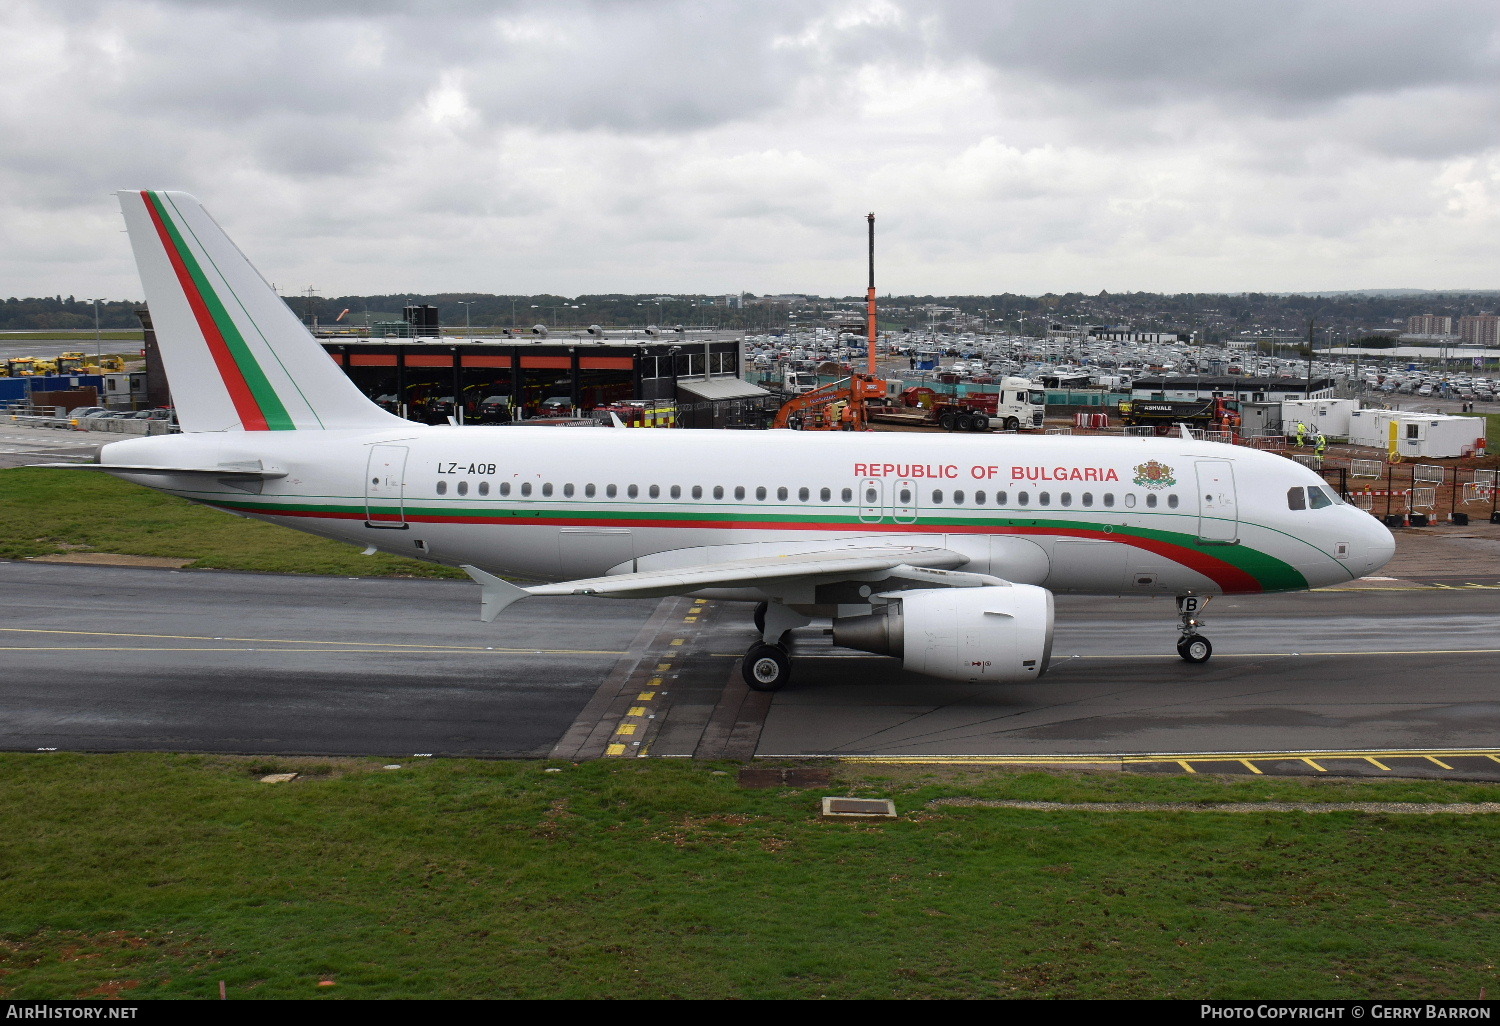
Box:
1314;431;1328;459
1294;421;1307;447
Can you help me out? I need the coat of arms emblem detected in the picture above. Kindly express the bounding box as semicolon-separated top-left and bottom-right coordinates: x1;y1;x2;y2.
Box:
1132;460;1176;489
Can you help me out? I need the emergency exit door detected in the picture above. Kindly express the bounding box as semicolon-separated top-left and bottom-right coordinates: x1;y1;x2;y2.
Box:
1195;460;1238;543
365;443;409;528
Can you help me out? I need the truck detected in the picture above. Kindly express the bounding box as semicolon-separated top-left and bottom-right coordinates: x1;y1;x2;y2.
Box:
868;376;1045;432
1117;396;1240;434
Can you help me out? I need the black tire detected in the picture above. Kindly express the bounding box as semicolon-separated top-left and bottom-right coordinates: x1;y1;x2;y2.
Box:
1004;416;1020;431
939;412;957;431
971;414;990;432
753;601;767;635
743;643;791;692
1177;635;1212;663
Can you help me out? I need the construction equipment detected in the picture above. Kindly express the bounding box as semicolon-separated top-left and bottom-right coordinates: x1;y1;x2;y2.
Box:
867;380;1045;432
773;213;886;431
1117;396;1240;434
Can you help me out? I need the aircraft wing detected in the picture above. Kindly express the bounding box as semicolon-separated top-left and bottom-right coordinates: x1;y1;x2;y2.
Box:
461;544;986;622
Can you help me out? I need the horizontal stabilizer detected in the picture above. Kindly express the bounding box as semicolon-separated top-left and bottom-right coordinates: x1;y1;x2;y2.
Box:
31;462;287;478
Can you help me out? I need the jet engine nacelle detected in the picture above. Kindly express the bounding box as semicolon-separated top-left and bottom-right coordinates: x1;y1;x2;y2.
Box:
832;584;1054;682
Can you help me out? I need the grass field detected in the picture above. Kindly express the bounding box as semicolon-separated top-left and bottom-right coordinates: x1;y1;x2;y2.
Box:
0;330;144;342
0;756;1496;1000
0;466;462;577
1458;411;1500;453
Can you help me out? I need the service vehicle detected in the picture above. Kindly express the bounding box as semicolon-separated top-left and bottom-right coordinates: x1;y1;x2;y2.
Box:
1117;396;1241;434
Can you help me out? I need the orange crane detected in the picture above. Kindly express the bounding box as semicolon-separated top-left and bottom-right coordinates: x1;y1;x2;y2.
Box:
773;213;886;430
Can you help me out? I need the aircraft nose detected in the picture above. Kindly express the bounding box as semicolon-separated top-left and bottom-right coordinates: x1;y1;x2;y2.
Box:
1361;513;1397;575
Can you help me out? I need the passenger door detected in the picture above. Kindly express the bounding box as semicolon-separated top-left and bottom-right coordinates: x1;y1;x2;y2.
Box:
1195;459;1238;543
858;478;884;524
365;444;409;529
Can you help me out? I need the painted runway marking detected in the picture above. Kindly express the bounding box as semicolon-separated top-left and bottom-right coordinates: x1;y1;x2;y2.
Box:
0;628;622;656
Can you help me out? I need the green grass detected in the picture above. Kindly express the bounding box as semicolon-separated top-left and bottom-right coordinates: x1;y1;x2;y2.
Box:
0;331;144;342
0;466;462;577
0;756;1497;999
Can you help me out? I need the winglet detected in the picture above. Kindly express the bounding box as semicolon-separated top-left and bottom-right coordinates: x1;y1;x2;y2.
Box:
1179;423;1192;440
460;565;532;622
609;412;626;428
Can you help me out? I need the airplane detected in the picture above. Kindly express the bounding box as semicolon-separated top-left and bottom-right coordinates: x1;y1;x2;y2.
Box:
40;190;1396;693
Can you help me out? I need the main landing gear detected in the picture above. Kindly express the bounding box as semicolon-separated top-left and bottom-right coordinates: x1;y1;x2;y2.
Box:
1175;594;1213;663
742;601;811;692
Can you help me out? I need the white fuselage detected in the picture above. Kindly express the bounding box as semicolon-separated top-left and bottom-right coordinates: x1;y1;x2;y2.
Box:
99;427;1395;599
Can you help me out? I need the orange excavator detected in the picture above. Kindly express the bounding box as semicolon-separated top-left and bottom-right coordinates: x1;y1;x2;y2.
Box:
773;213;886;431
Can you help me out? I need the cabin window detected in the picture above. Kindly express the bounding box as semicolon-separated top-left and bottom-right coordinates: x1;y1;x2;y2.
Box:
1038;491;1050;506
670;485;681;499
648;485;659;499
1287;487;1306;510
1103;493;1114;508
691;485;702;499
500;482;511;497
1167;494;1178;509
545;482;556;497
520;482;532;497
995;490;1007;505
478;482;489;496
436;481;447;495
713;486;724;500
975;490;987;505
1017;491;1029;506
1123;494;1136;508
932;489;944;504
756;486;768;501
1081;492;1092;507
584;483;595;498
820;487;831;502
953;490;965;504
456;481;468;497
627;484;638;499
777;486;789;501
1060;492;1071;507
605;484;617;498
898;485;912;504
562;483;574;498
734;486;746;500
798;487;810;502
1145;493;1157;508
865;486;877;504
1309;486;1333;510
842;488;854;503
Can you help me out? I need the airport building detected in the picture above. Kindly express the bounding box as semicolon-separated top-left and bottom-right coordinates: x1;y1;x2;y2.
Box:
137;308;768;427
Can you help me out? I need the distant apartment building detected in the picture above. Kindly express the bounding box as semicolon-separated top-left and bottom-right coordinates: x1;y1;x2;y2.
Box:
1459;314;1500;346
1407;314;1453;335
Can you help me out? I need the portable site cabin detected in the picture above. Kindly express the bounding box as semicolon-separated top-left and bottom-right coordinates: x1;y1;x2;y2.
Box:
1237;401;1283;437
1280;398;1357;439
1347;409;1486;458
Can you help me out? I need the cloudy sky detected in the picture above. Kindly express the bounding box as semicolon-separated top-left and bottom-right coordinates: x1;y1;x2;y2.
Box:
4;0;1500;300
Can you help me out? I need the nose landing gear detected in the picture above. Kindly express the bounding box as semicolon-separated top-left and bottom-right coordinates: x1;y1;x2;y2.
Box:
1175;594;1213;663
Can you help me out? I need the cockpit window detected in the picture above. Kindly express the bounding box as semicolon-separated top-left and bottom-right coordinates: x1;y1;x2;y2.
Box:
1287;487;1306;510
1308;486;1334;509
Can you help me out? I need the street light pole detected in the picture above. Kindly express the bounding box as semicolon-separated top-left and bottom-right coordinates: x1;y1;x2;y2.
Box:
91;298;102;365
457;301;473;337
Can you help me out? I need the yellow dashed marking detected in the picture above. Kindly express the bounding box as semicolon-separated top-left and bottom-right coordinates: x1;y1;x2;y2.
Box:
656;663;672;672
669;639;684;647
636;691;656;701
684;616;698;622
1177;761;1196;773
1366;757;1392;771
1425;755;1455;770
647;678;663;688
1302;758;1327;772
627;706;646;717
616;724;637;736
693;599;707;605
606;744;626;756
1239;759;1263;774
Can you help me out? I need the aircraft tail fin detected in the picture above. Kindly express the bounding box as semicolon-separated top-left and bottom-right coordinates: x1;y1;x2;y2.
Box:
117;190;408;433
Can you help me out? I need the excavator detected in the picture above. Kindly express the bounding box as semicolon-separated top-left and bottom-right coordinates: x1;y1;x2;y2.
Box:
773;213;887;431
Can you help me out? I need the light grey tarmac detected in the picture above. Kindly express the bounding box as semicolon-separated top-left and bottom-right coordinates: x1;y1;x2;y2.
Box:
3;560;1499;769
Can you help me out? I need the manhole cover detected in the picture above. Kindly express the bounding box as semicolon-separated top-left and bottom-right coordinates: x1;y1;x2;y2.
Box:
821;797;896;819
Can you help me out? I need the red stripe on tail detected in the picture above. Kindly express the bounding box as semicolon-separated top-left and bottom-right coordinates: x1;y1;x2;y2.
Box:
139;191;269;431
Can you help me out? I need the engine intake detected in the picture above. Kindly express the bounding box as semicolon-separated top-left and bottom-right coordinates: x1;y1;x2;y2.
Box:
833;584;1054;682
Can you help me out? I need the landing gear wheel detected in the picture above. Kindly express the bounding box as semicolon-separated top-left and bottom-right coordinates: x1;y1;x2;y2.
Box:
1004;416;1020;431
753;601;767;634
743;643;791;691
1177;635;1212;663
